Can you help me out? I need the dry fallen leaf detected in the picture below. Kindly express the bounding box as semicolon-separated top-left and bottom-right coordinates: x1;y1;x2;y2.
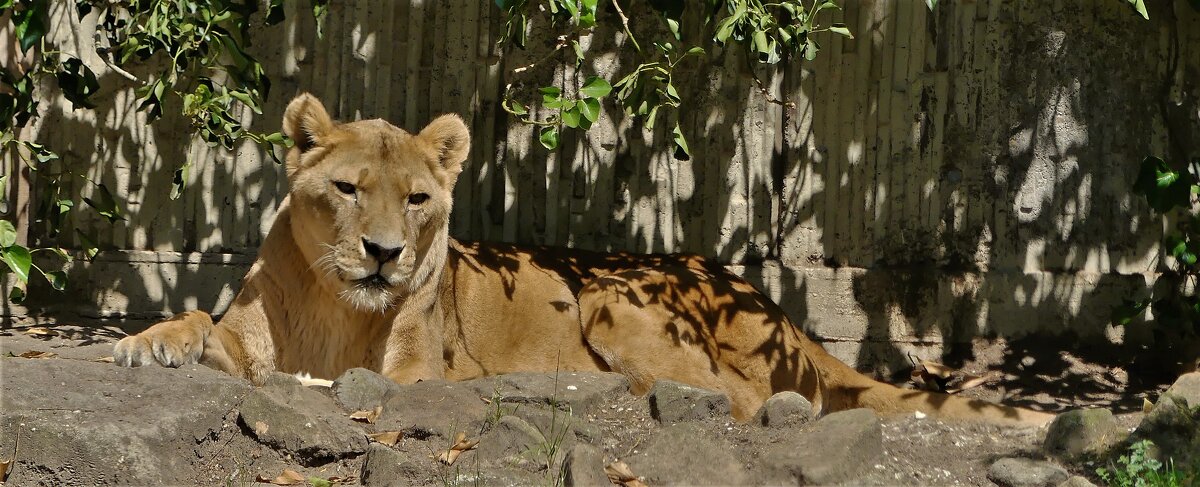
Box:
22;327;58;338
435;432;479;466
367;431;402;446
255;468;305;485
349;406;382;424
909;359;989;394
605;461;648;487
17;350;57;359
93;356;115;363
1143;397;1155;413
254;421;270;436
945;373;991;394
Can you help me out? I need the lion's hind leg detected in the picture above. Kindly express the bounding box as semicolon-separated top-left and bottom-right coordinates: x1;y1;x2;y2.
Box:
577;268;776;420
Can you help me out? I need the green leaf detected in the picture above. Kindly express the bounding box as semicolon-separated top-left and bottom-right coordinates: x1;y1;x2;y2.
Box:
9;285;25;304
561;107;581;129
1134;156;1192;212
0;220;16;248
671;122;690;161
579;97;600;123
580;76;612;98
171;160;193;200
82;183;124;222
1129;0;1149;19
539;126;559;150
13;0;47;53
510;100;528;116
55;58;100;110
829;24;853;38
1112;298;1149;326
45;270;67;291
264;132;288;145
266;0;286;25
308;479;332;487
75;230;98;261
924;0;938;10
228;90;262;114
1167;234;1196;265
1;245;32;284
572;40;584;66
804;38;820;61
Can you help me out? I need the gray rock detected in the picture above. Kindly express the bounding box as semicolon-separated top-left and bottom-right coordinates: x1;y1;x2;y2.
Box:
987;457;1069;487
1043;408;1127;460
237;381;368;465
752;391;813;427
1161;372;1200;408
562;443;608;487
0;358;251;486
1132;395;1200;465
262;371;302;387
1058;476;1099;487
464;371;629;413
761;408;883;485
376;379;489;439
511;405;602;446
332;368;399;411
627;423;751;485
360;443;422;486
476;415;548;467
648;380;731;423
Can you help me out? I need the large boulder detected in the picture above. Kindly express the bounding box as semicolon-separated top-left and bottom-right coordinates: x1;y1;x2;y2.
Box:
1043;408;1128;460
647;380;731;423
0;358;252;485
1131;395;1200;466
760;408;884;485
1161;372;1200;407
752;391;813;427
626;423;751;485
562;443;608;487
237;380;369;465
464;371;630;414
331;368;400;412
987;457;1069;487
359;443;423;486
375;379;490;439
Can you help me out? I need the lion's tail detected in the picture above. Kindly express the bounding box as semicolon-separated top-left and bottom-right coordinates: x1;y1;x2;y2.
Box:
801;340;1055;426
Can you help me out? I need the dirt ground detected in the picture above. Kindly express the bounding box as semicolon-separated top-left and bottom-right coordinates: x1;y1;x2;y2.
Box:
0;322;1179;486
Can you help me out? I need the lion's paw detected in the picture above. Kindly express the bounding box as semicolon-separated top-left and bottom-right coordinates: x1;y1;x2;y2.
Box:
113;313;210;368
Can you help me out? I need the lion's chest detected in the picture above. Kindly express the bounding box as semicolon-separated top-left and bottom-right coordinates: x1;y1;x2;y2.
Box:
271;302;391;379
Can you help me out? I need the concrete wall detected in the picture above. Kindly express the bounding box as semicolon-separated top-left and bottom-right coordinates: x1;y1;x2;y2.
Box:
4;0;1199;372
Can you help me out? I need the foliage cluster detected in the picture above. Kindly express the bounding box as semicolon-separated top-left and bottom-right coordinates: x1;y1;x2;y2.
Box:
494;0;857;160
1097;439;1196;487
1114;156;1200;342
1;0;319;301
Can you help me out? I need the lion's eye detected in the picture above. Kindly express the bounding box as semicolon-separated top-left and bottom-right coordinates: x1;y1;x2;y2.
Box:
333;181;356;195
408;193;430;205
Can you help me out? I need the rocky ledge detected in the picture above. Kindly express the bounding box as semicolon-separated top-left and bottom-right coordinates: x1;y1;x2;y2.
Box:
2;326;1198;486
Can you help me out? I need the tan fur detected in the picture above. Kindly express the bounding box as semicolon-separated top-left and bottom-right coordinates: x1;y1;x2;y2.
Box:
114;94;1054;426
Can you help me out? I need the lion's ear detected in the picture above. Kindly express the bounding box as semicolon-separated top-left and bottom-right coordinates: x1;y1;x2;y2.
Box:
282;93;334;155
419;114;470;176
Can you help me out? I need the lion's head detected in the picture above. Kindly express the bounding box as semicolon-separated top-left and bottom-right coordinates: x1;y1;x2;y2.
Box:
280;94;469;311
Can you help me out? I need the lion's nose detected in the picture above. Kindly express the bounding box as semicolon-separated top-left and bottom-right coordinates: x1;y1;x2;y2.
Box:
362;237;402;264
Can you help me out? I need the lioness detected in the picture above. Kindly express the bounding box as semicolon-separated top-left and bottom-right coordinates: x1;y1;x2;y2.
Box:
115;94;1053;425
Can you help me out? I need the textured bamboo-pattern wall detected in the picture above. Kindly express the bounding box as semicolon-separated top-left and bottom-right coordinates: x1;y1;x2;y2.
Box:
5;1;1200;371
17;1;1195;267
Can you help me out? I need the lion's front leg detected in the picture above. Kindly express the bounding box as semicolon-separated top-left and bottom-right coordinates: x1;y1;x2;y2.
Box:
114;310;217;368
